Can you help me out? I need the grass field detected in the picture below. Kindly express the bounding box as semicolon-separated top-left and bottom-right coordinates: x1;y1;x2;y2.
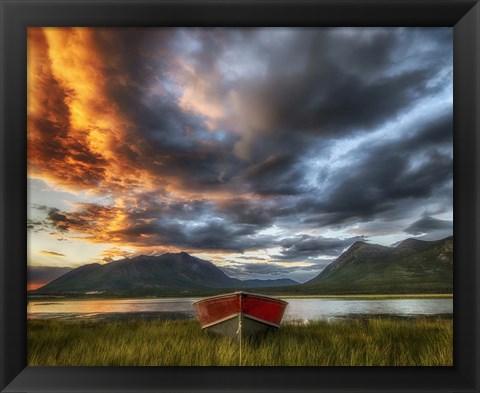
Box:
28;317;453;366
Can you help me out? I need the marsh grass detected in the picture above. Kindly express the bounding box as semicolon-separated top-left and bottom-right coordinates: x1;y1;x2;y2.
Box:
28;317;452;366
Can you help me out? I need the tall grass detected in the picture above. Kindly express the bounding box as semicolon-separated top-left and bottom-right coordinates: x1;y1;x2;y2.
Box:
28;317;452;366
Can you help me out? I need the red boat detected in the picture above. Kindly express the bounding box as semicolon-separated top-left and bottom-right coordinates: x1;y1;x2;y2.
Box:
193;292;288;338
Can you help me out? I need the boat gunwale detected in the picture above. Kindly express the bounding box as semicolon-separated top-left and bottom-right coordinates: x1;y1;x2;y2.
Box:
192;291;289;306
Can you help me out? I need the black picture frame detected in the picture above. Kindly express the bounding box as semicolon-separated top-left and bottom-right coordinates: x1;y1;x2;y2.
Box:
1;1;479;392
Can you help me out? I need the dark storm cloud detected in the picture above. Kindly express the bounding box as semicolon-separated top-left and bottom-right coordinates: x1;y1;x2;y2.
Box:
81;27;452;200
185;28;451;162
111;216;275;252
28;205;75;233
126;196;214;222
313;153;451;225
27;219;46;232
296;112;453;227
83;28;453;205
158;148;244;192
68;96;453;246
276;235;366;261
93;28;176;90
45;206;93;233
90;28;244;193
36;198;275;252
107;193;276;238
243;154;310;195
32;204;121;240
216;198;274;226
403;112;453;150
168;27;453;203
239;65;434;137
404;216;452;235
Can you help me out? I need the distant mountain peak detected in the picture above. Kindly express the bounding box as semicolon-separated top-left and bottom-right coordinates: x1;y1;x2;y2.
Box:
178;251;194;260
349;240;369;248
161;251;192;258
346;240;391;253
78;262;102;269
395;238;428;248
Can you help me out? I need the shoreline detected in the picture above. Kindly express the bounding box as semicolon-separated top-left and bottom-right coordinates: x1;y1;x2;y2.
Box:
28;293;454;302
27;312;453;323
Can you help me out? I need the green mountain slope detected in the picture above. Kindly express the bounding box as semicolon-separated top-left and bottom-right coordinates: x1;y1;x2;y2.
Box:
302;236;453;294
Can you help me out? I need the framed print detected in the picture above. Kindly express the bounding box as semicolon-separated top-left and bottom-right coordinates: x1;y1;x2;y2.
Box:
1;0;479;392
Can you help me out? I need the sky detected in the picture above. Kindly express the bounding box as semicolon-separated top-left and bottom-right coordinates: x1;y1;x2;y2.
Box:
27;27;453;284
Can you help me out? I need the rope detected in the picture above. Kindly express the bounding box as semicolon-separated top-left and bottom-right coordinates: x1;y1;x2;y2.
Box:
236;293;243;366
239;314;242;366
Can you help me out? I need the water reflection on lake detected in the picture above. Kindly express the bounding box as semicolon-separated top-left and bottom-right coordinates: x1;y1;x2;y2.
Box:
284;298;452;321
28;297;453;321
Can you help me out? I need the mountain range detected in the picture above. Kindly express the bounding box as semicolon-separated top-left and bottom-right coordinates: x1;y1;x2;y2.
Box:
33;252;298;295
32;236;453;296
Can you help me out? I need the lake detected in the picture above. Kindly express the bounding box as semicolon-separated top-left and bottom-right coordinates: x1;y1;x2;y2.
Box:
27;297;453;321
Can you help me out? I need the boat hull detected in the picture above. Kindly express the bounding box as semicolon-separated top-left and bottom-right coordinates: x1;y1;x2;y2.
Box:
193;292;288;338
204;314;276;338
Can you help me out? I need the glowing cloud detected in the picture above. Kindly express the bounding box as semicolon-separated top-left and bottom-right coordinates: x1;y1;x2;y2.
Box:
38;250;66;257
